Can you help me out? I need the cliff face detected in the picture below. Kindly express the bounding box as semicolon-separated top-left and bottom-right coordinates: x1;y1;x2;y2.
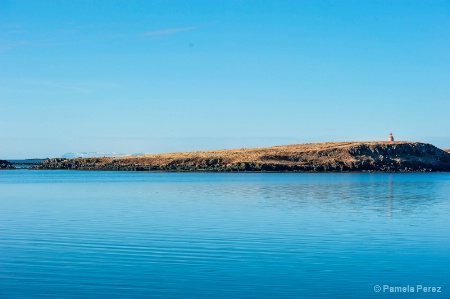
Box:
31;142;450;172
0;160;15;169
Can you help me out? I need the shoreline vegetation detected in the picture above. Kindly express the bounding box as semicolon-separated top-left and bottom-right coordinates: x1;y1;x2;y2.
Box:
9;141;449;172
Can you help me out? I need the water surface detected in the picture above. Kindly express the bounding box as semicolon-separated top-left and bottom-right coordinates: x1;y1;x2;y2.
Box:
1;171;449;298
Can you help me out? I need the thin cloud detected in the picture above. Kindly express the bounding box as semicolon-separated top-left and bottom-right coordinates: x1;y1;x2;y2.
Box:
23;79;91;93
143;26;197;37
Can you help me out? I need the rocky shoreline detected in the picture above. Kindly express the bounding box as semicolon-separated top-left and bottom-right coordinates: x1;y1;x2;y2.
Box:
30;141;450;172
0;160;15;169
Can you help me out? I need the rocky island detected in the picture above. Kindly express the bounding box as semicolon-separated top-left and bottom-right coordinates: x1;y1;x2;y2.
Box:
31;141;450;172
0;160;15;169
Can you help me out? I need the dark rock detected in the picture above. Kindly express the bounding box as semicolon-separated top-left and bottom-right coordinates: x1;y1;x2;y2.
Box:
0;160;15;169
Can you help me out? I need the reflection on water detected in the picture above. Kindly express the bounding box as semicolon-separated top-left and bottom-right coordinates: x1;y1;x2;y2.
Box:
0;171;449;298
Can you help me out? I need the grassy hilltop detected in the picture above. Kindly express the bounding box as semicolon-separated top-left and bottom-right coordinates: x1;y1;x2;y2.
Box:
32;141;450;172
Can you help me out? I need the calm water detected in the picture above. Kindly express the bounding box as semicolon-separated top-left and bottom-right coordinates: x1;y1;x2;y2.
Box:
1;171;449;298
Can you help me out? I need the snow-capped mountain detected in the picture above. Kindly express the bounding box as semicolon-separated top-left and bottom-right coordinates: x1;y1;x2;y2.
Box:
61;152;131;158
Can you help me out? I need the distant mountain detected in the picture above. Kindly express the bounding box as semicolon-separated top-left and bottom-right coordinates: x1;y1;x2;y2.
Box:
61;152;130;158
61;152;147;158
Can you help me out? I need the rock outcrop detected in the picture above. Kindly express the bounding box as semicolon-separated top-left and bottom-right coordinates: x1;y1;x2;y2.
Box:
0;160;15;169
31;142;450;172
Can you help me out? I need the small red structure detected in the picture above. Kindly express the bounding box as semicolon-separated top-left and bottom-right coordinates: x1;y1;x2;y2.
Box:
388;132;394;142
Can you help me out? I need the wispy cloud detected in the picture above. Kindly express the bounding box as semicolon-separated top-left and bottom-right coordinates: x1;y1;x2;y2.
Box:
0;26;61;52
23;79;91;93
0;38;67;53
143;26;197;37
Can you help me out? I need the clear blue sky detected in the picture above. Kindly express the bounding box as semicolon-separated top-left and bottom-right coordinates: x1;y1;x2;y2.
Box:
1;0;449;158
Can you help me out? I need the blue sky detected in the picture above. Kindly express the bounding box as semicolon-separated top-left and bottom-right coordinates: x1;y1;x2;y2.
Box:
1;0;449;158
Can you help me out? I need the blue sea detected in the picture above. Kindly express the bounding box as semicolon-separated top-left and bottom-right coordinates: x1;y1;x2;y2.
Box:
1;171;449;298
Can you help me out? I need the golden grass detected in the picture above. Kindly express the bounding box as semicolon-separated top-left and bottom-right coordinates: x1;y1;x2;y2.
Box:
100;141;420;166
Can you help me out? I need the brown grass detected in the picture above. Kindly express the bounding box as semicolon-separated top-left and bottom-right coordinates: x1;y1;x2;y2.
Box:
107;141;418;165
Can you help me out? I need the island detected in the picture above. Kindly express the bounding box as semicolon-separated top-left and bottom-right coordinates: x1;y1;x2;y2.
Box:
30;141;450;172
0;160;15;169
